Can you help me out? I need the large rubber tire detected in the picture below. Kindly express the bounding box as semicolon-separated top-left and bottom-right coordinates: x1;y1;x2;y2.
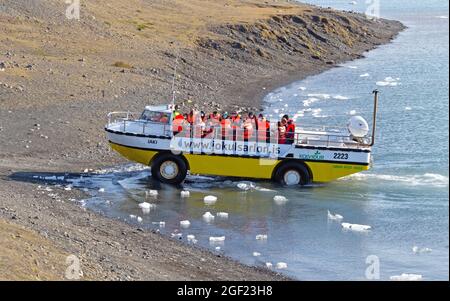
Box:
151;153;188;185
273;161;311;186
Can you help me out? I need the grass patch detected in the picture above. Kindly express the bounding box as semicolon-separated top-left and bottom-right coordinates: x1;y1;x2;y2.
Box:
112;61;133;69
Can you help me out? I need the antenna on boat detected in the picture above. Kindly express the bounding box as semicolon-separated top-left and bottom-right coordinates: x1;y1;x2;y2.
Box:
370;89;379;147
171;44;179;107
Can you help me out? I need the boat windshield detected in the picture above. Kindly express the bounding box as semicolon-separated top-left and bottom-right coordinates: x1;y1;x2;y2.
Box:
140;110;170;124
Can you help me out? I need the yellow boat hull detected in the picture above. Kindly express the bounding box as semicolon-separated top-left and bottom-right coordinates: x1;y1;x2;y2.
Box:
110;142;369;183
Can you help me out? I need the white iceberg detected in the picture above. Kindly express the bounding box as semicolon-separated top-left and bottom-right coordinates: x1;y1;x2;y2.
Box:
342;222;371;231
137;216;143;223
253;252;261;257
146;190;158;197
273;195;288;205
390;273;422;281
180;220;191;228
204;195;218;205
276;262;288;269
202;212;215;223
209;236;226;243
265;262;273;268
256;234;268;240
98;188;105;193
216;212;229;219
328;210;344;221
139;202;155;210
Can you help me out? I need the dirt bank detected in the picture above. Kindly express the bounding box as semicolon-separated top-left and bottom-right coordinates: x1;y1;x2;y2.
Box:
0;0;404;280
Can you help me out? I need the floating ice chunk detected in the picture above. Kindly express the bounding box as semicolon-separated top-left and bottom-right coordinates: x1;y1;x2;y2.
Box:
139;202;155;210
412;246;432;254
237;182;255;191
376;77;400;87
265;262;273;268
180;220;191;228
187;235;197;244
216;212;229;219
276;262;288;269
129;214;137;219
333;95;349;100
98;188;105;193
146;190;158;197
255;187;276;192
342;222;371;231
328;210;344;221
360;73;370;77
273;195;288;205
202;212;215;223
152;221;165;227
350;1;357;5
137;216;143;223
64;186;72;191
436;15;449;19
390;274;422;281
256;234;268;240
215;246;221;251
209;236;225;243
307;93;331;99
180;191;190;198
171;233;182;239
284;104;289;108
349;110;357;115
405;106;412;111
298;86;307;91
347;66;358;69
253;252;261;257
204;195;218;205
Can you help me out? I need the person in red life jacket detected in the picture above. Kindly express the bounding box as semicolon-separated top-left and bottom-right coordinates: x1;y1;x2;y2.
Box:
231;112;241;141
187;110;194;124
266;118;271;143
243;112;255;142
257;114;268;143
285;119;296;144
220;112;232;140
278;121;286;145
172;113;185;135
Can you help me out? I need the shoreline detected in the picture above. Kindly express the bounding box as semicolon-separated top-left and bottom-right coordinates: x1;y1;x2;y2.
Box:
0;0;405;280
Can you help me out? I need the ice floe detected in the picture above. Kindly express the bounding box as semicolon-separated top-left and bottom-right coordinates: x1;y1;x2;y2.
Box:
152;221;165;228
276;262;288;269
349;110;357;115
412;246;432;254
180;191;190;198
139;202;155;210
129;214;137;219
273;195;288;205
405;106;412;111
202;212;215;223
333;95;350;100
436;15;448;19
237;182;255;191
146;190;158;197
187;235;197;243
327;210;344;221
303;97;319;107
376;77;400;87
256;234;268;240
307;93;331;99
390;273;422;281
180;220;191;228
204;195;218;205
360;73;370;77
137;216;143;223
265;262;273;268
216;212;229;219
253;252;261;257
98;188;105;193
342;223;371;231
344;173;449;188
298;86;307;91
209;236;226;243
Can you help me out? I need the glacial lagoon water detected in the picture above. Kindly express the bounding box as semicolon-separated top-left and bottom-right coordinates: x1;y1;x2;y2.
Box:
29;0;449;280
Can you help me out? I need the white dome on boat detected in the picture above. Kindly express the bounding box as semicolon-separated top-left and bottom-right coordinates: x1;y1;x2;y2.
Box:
347;116;369;138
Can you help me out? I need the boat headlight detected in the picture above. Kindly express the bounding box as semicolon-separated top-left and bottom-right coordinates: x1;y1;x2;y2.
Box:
347;116;369;138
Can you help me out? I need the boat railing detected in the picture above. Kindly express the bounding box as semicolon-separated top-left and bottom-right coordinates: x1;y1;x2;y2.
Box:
106;112;172;136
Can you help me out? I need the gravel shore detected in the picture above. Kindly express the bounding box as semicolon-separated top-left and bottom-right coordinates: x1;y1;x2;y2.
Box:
0;0;404;280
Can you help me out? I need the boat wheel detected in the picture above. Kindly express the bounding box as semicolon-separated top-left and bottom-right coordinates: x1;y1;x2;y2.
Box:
273;161;311;186
151;153;188;185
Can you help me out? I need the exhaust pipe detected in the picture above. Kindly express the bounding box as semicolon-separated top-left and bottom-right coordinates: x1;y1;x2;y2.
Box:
370;90;379;147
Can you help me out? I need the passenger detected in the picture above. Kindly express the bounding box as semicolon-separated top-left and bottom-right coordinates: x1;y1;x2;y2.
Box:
159;113;169;124
285;119;296;144
266;118;271;143
173;105;181;118
278;121;286;145
231;112;241;141
172;113;185;135
243;112;255;142
220;112;232;140
257;114;268;143
187;110;194;124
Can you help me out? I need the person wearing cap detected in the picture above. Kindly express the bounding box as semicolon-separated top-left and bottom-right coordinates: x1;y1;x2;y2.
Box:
243;112;255;142
286;119;296;144
220;112;231;140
